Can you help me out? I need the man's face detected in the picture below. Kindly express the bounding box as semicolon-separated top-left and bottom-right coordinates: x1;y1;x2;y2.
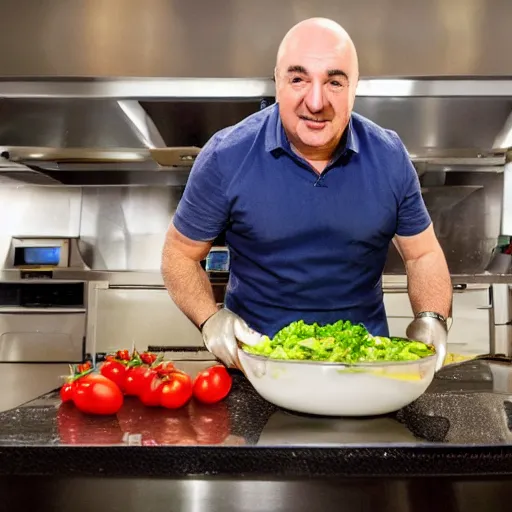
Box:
275;35;358;155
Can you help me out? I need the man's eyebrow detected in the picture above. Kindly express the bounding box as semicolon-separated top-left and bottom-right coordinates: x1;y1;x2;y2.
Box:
327;69;349;80
286;65;308;74
286;65;349;81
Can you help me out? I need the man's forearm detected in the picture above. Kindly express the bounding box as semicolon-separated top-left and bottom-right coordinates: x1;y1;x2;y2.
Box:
161;250;219;328
406;250;453;318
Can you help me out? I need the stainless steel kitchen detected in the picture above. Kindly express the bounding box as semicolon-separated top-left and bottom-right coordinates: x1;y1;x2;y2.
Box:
0;0;511;510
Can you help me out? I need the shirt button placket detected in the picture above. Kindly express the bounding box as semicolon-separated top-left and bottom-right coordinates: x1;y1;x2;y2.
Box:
314;174;328;187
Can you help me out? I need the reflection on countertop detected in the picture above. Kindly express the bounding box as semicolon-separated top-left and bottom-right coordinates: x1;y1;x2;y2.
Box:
57;398;247;447
257;413;419;446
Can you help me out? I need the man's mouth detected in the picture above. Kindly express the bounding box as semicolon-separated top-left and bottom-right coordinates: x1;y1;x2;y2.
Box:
299;116;329;130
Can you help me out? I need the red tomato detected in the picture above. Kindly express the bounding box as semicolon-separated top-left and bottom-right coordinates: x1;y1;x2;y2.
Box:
72;373;123;415
154;361;175;375
75;372;108;385
60;382;75;403
140;352;157;365
192;365;232;404
123;366;148;396
77;361;92;374
116;349;130;361
139;369;164;407
100;360;127;389
160;371;193;409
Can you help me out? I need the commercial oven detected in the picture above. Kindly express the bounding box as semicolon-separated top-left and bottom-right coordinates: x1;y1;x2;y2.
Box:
0;279;86;362
0;237;87;363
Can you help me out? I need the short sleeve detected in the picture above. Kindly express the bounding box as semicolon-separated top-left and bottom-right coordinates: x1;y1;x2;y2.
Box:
394;137;432;237
172;136;230;241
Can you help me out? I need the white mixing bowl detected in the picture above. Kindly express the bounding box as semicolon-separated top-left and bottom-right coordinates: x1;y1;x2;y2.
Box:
238;349;437;417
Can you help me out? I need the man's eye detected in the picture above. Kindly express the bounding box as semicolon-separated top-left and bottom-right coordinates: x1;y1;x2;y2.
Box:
330;80;343;87
291;77;303;84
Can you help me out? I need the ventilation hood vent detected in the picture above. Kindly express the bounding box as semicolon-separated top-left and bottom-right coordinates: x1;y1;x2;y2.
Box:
0;156;60;185
0;98;204;184
0;99;167;149
354;96;512;158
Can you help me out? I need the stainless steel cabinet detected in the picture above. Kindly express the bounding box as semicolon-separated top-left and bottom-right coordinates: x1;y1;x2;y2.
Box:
92;287;203;354
384;285;491;355
0;310;85;362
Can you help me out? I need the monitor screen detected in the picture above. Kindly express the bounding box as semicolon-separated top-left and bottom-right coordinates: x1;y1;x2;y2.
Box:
205;248;230;272
14;246;61;266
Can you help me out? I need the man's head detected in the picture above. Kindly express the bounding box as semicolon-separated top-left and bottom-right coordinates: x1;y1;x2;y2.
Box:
274;18;359;160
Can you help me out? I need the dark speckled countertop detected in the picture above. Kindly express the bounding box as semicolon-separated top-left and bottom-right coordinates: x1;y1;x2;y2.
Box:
2;359;512;478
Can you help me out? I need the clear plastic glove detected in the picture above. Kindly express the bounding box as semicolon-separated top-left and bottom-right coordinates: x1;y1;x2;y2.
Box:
201;308;263;368
406;316;447;372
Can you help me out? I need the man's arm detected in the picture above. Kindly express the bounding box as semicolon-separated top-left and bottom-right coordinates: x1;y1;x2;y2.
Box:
160;135;260;367
160;134;227;327
162;222;261;368
391;132;453;322
393;225;452;319
161;225;219;328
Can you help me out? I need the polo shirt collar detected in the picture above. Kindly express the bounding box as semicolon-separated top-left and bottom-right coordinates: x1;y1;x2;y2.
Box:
265;103;360;159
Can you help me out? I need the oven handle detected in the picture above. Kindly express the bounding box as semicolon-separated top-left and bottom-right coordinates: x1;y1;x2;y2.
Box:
383;284;470;293
0;307;86;314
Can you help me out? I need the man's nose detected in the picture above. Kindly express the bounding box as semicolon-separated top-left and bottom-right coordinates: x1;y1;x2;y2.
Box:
304;81;326;113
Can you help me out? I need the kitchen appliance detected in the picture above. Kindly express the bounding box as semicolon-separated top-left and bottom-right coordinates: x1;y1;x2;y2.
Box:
0;236;87;362
490;283;512;355
0;279;86;362
9;237;70;272
205;247;230;273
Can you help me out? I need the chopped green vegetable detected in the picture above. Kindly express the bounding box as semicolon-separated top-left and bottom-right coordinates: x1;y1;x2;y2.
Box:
242;320;435;363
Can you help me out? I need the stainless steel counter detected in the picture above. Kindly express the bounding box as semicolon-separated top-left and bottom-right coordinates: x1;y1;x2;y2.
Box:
0;268;507;359
1;269;509;287
386;274;512;286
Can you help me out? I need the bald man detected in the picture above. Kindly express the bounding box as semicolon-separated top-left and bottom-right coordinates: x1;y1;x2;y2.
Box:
162;18;452;369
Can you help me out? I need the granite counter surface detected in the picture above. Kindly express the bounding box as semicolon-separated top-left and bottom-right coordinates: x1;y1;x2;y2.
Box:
2;360;512;477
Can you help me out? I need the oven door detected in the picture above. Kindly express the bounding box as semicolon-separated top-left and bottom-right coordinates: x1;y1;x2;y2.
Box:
0;309;85;362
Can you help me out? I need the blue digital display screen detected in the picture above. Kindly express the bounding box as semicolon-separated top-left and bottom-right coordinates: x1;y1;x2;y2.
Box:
23;247;61;266
205;249;230;272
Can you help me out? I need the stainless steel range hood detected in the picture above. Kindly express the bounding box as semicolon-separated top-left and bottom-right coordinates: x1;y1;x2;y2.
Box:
0;96;204;185
0;77;512;171
0;98;166;149
0;79;266;184
0;78;510;186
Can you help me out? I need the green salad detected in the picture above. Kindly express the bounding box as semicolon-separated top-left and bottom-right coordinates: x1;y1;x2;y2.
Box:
242;319;435;363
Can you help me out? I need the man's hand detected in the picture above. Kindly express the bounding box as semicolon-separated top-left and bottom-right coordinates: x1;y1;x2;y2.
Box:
202;309;263;368
406;316;447;371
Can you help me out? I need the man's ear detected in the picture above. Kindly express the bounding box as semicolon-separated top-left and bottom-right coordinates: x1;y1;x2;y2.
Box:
273;67;279;102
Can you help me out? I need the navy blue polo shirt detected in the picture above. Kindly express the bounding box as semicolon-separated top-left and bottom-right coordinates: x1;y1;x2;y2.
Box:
173;103;431;338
